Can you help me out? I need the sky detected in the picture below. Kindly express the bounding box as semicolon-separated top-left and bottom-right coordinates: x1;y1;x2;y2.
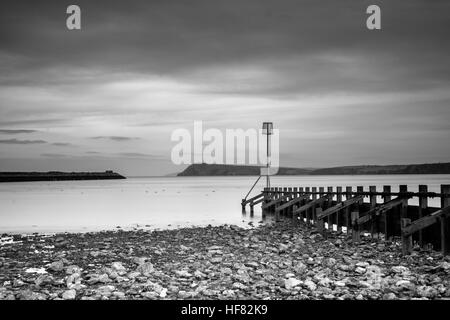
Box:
0;0;449;176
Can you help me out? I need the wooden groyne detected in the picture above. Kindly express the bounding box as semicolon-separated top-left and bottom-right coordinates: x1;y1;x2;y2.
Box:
242;184;450;256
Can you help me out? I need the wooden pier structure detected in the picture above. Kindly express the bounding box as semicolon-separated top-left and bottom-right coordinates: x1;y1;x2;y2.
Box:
241;184;450;256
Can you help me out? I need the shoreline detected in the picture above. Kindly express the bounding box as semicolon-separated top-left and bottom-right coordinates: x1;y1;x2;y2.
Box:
1;221;449;300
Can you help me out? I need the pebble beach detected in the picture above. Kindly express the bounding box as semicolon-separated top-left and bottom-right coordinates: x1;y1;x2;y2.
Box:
1;221;449;300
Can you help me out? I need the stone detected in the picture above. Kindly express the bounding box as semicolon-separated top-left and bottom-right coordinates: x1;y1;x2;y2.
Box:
303;279;317;291
48;261;64;272
395;280;415;291
111;262;127;274
65;265;82;275
62;289;76;300
284;278;302;290
136;262;154;276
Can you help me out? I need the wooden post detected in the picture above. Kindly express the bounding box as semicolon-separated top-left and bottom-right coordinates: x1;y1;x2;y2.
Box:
369;186;377;238
399;185;408;219
440;185;450;255
250;202;254;217
345;186;352;234
311;187;317;224
327;186;333;231
316;208;325;236
351;211;360;243
401;218;413;255
241;199;246;214
336;186;343;233
383;185;392;240
418;185;428;247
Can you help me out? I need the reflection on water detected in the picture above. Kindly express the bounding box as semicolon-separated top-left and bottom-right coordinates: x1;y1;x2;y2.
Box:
0;175;448;234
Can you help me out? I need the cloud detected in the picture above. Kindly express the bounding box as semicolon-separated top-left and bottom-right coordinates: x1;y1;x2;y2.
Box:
0;129;38;134
0;138;46;144
90;136;140;141
52;142;74;146
117;152;165;159
41;153;67;158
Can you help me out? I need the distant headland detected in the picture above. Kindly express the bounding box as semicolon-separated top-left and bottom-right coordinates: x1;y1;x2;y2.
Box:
177;162;450;176
0;171;126;182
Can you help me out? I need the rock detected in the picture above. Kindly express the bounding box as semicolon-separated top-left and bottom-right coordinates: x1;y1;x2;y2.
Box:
65;265;82;275
35;274;53;287
383;292;397;300
136;262;154;276
303;279;317;291
285;278;302;290
395;280;415;291
18;290;47;300
175;270;192;277
111;262;127;275
48;261;64;272
416;286;438;298
132;257;147;266
391;266;410;275
355;267;366;274
233;282;248;290
62;289;76;300
294;261;307;273
322;258;337;268
97;285;116;297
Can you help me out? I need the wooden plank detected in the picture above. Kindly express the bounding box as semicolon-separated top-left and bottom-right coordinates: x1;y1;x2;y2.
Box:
345;186;352;234
293;195;330;215
402;206;450;236
418;185;428;247
275;195;308;212
401;218;413;255
400;185;408;219
352;211;360;243
383;185;393;239
242;192;264;205
357;196;408;225
317;195;364;220
441;185;450;255
327;186;333;230
369;186;377;237
336;186;342;232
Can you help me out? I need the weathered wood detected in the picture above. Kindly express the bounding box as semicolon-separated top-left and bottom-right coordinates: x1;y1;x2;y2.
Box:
275;195;308;212
317;195;364;220
399;185;408;219
336;186;343;232
262;194;289;209
294;196;330;215
441;185;450;255
417;185;428;247
357;196;410;225
327;186;333;230
316;208;324;235
345;186;352;233
402;206;450;236
352;211;360;243
242;192;264;206
369;186;377;237
401;218;413;255
383;185;393;239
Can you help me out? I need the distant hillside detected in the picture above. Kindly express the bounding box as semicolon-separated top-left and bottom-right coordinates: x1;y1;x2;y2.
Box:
177;164;313;176
177;163;450;176
309;163;450;175
0;171;126;182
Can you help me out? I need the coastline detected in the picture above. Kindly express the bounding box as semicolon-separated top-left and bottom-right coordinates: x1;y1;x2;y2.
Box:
1;221;449;300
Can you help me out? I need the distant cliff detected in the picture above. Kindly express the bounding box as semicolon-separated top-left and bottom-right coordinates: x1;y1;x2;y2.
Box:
177;163;450;176
309;163;450;175
177;164;312;176
0;171;126;182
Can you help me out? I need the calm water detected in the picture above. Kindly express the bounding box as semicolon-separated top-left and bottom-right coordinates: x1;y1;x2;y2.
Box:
0;175;449;234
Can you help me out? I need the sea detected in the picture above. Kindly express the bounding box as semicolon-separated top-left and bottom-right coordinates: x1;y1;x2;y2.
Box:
0;175;449;234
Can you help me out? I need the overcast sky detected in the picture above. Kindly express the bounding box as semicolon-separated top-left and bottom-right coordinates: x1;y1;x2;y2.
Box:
0;0;449;176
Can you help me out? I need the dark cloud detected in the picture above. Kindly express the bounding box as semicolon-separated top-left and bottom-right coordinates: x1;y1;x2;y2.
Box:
0;138;46;144
90;136;140;141
41;153;67;158
0;129;38;134
52;142;74;146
